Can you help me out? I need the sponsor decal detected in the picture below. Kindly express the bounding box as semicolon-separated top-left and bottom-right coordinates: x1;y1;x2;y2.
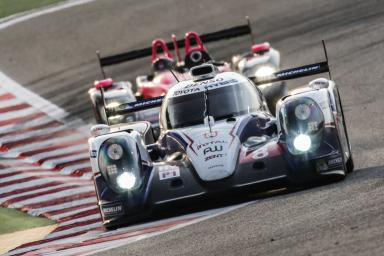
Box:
208;164;225;169
173;88;200;96
204;131;218;138
203;145;223;155
196;140;226;150
102;203;124;216
251;147;268;160
205;153;225;161
276;64;320;78
159;165;180;180
131;97;163;108
328;156;342;166
90;150;97;158
172;78;239;97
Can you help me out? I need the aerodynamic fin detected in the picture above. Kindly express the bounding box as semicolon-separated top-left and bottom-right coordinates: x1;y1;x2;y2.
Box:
106;96;164;116
251;61;330;85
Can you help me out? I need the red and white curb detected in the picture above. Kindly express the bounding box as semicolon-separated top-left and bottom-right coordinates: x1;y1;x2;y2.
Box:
0;71;254;255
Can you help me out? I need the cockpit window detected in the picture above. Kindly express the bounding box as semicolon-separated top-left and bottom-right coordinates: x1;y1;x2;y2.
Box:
162;81;262;129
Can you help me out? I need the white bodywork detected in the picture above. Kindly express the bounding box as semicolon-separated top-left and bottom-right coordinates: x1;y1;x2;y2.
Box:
176;120;243;181
88;128;151;174
89;71;342;182
232;47;280;77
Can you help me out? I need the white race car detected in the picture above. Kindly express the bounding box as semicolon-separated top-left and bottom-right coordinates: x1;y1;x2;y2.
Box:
88;53;353;229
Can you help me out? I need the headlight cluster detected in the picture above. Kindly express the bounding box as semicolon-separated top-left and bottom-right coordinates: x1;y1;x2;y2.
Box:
279;97;324;154
98;136;143;192
107;144;124;160
255;66;276;78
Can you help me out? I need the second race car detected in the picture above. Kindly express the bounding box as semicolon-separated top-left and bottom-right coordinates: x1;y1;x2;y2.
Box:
90;19;285;126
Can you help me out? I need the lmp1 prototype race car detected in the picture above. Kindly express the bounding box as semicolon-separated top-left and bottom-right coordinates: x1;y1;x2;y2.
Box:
90;19;284;126
88;46;354;229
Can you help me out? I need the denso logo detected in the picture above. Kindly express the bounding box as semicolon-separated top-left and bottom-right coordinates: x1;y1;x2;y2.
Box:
173;78;239;96
203;145;223;155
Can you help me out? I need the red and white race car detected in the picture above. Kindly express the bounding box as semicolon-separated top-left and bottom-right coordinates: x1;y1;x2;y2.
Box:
90;20;286;126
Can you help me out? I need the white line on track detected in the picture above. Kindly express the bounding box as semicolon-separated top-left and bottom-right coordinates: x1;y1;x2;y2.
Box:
0;0;97;30
59;162;91;175
52;206;98;220
57;214;100;227
10;186;95;208
0;115;57;134
0;184;79;204
0;172;59;183
0;72;68;121
0;107;37;121
0;72;90;136
43;153;89;168
4;134;86;157
0;178;72;194
46;223;101;239
0;98;24;108
26;144;89;160
0;126;68;145
28;198;97;216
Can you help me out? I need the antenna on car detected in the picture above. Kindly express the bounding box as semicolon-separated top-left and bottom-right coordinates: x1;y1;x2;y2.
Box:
246;16;255;45
321;40;332;80
168;68;180;82
95;51;111;126
204;86;213;134
96;51;107;79
172;34;182;64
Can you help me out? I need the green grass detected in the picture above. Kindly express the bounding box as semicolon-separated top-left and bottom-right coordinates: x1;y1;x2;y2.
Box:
0;207;55;235
0;0;66;19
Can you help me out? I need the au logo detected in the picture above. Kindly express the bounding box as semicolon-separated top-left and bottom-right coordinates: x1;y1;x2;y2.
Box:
203;145;223;155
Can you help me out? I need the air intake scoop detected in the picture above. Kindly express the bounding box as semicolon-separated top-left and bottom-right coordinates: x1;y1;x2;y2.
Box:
190;64;217;81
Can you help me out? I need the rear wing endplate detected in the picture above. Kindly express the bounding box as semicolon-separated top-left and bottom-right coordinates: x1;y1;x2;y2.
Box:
106;96;164;117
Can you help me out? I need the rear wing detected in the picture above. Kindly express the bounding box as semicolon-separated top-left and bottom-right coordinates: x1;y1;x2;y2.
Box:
98;24;252;68
251;61;330;85
251;40;332;85
106;63;330;118
106;41;333;121
106;96;164;117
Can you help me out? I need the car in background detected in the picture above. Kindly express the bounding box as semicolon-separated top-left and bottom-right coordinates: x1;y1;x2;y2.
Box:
90;19;286;127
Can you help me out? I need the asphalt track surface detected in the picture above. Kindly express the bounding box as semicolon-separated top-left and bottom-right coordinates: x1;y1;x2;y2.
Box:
0;0;384;255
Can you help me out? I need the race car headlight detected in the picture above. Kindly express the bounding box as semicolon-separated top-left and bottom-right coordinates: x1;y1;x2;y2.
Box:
105;102;120;109
116;172;137;190
279;97;324;155
255;66;276;78
293;134;311;152
294;104;311;120
98;136;143;192
107;143;123;160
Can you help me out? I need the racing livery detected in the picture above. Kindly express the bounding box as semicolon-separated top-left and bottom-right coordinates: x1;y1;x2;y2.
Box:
88;56;353;229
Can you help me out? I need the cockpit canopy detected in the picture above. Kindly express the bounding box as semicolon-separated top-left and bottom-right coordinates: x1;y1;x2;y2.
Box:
160;72;263;130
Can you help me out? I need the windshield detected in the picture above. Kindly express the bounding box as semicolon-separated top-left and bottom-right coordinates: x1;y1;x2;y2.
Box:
162;81;262;129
